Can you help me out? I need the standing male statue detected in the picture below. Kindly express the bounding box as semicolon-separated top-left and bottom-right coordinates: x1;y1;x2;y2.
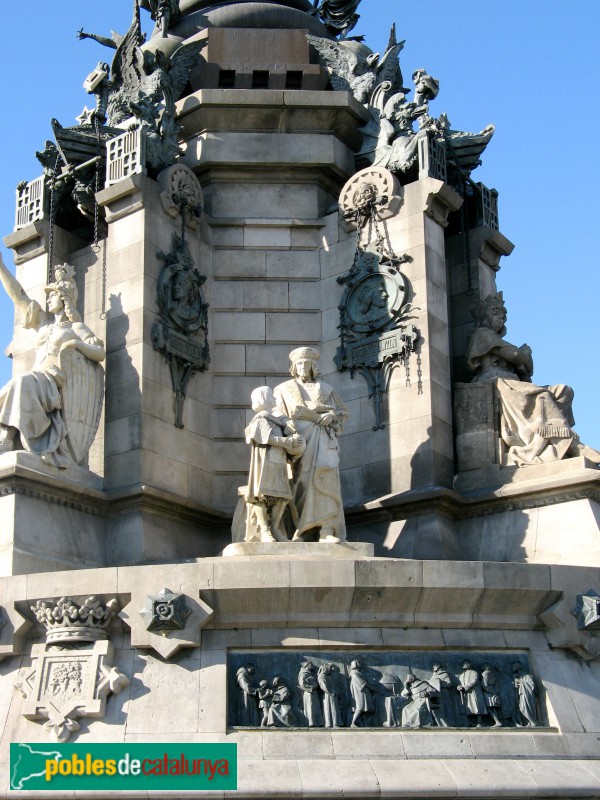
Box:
274;347;348;543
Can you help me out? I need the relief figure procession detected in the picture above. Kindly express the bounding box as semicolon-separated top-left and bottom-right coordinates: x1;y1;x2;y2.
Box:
232;656;540;730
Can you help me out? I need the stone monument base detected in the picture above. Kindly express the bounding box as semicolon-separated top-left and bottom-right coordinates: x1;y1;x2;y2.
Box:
1;556;600;797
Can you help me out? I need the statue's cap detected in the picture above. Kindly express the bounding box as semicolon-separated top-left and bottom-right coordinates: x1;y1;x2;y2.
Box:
289;346;320;364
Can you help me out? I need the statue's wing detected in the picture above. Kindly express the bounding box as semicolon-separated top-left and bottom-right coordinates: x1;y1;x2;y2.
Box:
110;1;144;93
376;26;406;95
306;35;357;93
111;30;124;48
59;348;105;465
165;39;206;101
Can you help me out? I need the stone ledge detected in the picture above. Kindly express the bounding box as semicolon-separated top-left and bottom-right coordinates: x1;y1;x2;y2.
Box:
177;88;367;149
222;756;600;799
1;559;568;631
207;216;326;228
4;757;594;799
221;541;374;558
349;462;600;524
454;456;600;497
0;451;105;520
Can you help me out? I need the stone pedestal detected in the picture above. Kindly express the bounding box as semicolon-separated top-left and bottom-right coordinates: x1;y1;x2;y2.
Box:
1;557;600;798
221;541;374;558
0;452;104;576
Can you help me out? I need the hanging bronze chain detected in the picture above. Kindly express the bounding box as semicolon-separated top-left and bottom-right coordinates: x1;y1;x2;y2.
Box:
403;334;412;388
416;347;423;395
92;117;109;319
92;117;102;253
47;154;61;284
100;238;108;320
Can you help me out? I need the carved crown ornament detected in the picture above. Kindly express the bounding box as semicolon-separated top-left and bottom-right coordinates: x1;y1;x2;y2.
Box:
31;596;119;644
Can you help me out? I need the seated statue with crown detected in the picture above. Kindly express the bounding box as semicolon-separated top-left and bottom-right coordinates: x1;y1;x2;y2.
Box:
466;292;600;467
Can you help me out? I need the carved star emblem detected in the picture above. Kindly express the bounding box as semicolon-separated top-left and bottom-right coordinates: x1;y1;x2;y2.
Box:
76;106;95;126
572;589;600;631
142;588;192;636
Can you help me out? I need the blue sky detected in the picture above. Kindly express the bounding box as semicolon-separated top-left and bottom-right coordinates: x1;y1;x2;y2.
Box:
0;0;598;446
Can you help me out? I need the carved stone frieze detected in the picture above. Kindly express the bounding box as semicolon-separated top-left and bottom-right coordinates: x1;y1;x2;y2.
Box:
229;651;542;730
0;483;104;516
16;640;129;742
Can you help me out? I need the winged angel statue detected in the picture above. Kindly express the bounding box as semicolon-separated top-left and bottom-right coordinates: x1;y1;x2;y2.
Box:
81;0;204;173
308;25;494;182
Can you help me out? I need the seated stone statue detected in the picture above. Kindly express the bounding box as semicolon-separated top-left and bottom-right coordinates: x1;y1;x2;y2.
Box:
0;254;105;468
467;292;599;466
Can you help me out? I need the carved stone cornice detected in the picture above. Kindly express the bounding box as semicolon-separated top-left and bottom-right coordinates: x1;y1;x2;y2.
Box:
423;180;463;227
0;458;105;517
177;88;368;149
0;457;234;533
105;483;232;532
462;226;515;271
96;172;147;223
347;467;600;525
